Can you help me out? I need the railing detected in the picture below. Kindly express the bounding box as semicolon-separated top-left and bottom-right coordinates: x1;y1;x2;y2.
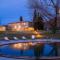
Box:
0;39;60;59
0;39;60;46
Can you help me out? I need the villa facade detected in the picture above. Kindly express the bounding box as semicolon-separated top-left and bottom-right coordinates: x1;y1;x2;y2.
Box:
0;26;6;31
7;21;33;31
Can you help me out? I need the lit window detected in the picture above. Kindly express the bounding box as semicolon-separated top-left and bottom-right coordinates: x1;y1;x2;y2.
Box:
18;25;21;28
3;27;6;30
23;23;26;25
25;25;28;27
14;26;17;29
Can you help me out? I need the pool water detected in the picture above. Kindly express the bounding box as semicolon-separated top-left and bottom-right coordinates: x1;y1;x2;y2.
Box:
0;44;55;57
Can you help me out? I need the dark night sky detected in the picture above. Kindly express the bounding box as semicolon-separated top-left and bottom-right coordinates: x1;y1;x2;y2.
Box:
0;0;31;25
0;0;59;25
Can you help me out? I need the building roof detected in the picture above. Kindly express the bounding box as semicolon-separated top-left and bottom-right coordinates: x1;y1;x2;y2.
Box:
8;21;32;25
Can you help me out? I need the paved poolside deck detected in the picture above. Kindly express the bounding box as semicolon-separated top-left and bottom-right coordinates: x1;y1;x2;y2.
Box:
0;56;60;60
0;39;60;60
0;39;60;46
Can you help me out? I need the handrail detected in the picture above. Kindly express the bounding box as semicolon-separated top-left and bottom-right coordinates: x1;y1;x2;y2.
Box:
0;55;60;60
0;39;60;46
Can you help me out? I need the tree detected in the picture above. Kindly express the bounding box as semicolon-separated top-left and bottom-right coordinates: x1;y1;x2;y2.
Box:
33;10;44;30
33;10;37;30
50;0;60;33
20;16;23;22
28;0;59;56
37;12;44;30
28;0;60;33
50;17;57;34
34;43;44;60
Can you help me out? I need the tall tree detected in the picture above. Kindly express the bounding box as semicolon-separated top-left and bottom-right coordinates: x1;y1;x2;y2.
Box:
28;0;60;32
33;10;37;30
28;0;60;56
33;10;44;30
37;12;44;30
20;16;23;22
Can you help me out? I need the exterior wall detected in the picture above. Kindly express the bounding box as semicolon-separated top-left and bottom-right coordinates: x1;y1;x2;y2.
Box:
28;22;33;27
7;22;33;31
0;26;6;31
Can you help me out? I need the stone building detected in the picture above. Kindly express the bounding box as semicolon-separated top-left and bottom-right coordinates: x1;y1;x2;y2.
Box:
0;26;6;31
7;21;33;31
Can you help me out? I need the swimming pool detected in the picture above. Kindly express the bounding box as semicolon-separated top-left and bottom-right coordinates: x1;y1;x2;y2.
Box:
0;42;56;58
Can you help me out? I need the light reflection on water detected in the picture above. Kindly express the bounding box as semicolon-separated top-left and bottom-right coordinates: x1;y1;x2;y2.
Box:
0;43;55;57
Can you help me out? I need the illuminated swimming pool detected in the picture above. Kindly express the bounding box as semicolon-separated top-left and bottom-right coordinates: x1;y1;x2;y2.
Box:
0;43;55;58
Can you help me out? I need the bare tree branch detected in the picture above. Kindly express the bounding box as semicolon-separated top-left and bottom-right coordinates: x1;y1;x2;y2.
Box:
28;0;55;19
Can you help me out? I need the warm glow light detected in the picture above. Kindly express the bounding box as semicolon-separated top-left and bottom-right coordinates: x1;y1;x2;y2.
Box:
28;42;33;46
34;31;38;34
24;27;34;31
36;34;43;38
18;25;21;28
23;43;28;46
11;43;31;50
23;23;26;25
0;26;6;31
12;43;23;49
23;43;29;50
11;42;37;50
14;26;17;29
17;28;20;31
24;28;28;31
10;42;41;50
28;27;34;31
